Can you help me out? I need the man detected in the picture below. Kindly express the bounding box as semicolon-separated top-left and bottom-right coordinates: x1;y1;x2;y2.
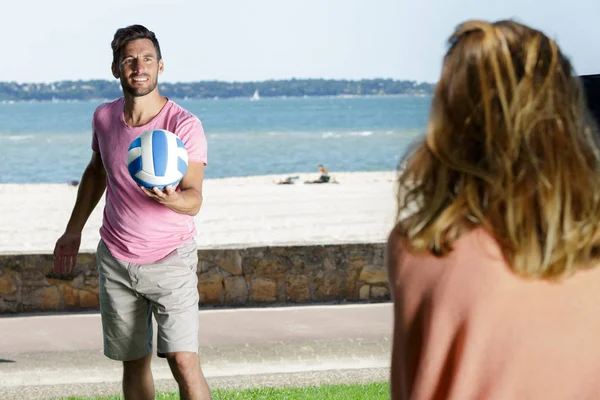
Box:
53;25;211;400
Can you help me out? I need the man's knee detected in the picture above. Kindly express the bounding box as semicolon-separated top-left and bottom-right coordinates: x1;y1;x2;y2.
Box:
166;351;199;374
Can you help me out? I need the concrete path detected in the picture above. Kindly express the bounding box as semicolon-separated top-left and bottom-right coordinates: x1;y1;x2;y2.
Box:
0;303;393;399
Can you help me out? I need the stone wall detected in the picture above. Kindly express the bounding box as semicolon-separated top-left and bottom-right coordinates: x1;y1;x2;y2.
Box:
0;243;390;314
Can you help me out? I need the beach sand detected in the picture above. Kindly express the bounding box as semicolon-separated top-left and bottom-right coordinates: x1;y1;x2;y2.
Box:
0;171;398;254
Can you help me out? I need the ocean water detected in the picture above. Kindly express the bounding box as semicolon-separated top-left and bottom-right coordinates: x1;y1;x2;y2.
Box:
0;96;431;183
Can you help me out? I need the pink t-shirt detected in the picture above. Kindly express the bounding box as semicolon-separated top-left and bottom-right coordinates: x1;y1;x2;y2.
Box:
391;228;600;400
91;97;208;264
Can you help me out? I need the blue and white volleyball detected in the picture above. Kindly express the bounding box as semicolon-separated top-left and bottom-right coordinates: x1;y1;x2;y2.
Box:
127;129;188;189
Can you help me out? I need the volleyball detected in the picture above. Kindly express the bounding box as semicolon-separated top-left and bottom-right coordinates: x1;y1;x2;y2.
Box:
127;129;188;189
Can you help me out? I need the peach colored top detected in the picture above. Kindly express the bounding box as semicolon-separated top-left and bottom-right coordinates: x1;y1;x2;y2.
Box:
389;228;600;400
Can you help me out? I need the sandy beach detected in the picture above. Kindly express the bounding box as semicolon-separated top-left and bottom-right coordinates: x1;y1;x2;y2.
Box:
0;171;398;254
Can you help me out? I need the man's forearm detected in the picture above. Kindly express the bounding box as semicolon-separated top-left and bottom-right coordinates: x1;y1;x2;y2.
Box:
65;165;107;233
164;188;203;216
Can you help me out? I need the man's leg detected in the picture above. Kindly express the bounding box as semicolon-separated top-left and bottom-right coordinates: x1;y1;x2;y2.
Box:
136;239;210;399
97;240;156;399
123;353;155;400
166;352;211;400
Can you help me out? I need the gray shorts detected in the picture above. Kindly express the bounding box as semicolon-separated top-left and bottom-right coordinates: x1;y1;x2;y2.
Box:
96;239;200;361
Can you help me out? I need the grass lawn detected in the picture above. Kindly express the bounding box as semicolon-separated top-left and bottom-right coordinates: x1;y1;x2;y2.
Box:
58;382;390;399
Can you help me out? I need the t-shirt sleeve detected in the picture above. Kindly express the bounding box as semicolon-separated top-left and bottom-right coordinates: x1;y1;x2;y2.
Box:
178;116;208;165
91;110;100;153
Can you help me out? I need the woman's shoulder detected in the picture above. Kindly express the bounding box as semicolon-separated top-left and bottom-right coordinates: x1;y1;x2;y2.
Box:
386;227;504;281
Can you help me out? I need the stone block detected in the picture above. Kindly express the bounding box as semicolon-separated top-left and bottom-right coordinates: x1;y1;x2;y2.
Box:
23;286;60;311
61;285;79;308
314;272;343;301
224;276;248;305
0;255;24;270
371;286;390;300
359;284;371;300
77;253;96;265
71;275;85;289
215;250;243;276
79;290;99;309
349;255;368;270
251;278;277;302
286;275;310;303
198;269;223;304
0;297;20;313
323;257;336;271
198;259;218;274
359;265;387;284
20;268;47;286
0;269;19;295
254;258;286;279
84;276;98;288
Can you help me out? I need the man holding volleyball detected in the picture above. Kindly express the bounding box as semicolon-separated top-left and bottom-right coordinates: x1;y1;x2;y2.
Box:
53;25;211;400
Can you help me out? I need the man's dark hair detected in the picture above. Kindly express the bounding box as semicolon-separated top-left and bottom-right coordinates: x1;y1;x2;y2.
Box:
111;24;162;66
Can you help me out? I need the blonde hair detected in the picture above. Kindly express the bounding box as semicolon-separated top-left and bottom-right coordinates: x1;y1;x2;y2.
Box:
396;19;600;280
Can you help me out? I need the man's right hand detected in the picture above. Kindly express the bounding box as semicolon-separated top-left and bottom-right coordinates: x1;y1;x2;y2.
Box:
53;232;82;275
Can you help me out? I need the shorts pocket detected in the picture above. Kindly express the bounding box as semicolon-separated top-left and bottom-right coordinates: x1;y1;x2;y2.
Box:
176;239;199;272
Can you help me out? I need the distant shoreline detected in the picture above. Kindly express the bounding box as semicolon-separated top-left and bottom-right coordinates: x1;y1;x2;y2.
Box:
0;93;432;105
0;78;435;102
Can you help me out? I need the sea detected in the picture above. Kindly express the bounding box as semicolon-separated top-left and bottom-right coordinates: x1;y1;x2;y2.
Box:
0;96;431;183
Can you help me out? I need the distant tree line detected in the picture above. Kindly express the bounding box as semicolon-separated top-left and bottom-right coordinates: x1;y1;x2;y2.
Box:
0;78;435;101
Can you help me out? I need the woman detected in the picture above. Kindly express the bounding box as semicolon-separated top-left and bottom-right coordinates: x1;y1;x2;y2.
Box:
305;164;331;183
387;20;600;399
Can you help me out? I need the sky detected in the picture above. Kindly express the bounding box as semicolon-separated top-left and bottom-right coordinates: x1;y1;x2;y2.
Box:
3;0;599;84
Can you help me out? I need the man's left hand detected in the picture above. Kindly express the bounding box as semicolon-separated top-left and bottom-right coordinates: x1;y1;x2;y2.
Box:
140;185;181;205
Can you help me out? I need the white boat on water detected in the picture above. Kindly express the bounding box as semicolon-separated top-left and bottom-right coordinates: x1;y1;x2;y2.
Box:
250;89;260;101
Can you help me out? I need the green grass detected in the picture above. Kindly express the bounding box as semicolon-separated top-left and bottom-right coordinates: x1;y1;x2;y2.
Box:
59;382;390;399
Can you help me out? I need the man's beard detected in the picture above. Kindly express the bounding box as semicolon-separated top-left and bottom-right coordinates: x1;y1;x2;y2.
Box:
121;75;158;97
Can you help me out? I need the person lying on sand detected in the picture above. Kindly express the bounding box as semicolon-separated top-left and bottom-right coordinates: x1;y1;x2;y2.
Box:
275;176;299;185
